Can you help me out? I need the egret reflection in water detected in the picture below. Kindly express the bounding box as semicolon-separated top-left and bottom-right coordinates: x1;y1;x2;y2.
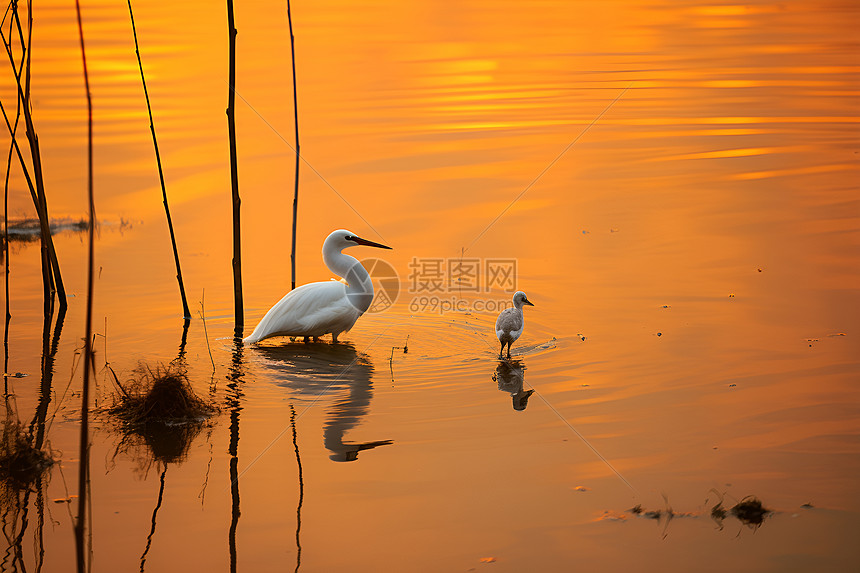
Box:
254;342;392;461
493;360;534;411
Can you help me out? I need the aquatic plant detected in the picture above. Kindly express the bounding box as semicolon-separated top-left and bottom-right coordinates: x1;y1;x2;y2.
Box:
73;2;95;569
227;0;244;337
0;1;66;311
287;0;300;292
108;364;217;424
106;364;217;470
127;0;192;320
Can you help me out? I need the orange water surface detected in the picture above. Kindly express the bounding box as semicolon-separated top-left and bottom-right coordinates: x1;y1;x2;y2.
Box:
2;0;859;571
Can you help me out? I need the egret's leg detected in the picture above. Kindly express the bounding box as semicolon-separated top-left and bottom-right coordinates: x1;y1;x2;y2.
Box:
499;340;505;359
313;336;320;342
303;336;310;343
506;341;512;359
332;332;340;343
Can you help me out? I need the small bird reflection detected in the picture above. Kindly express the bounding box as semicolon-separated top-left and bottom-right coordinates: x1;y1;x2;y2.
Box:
255;342;393;462
493;360;534;411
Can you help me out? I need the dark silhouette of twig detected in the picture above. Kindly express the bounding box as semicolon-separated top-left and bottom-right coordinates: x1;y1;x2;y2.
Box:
30;299;66;449
35;475;46;572
388;335;409;387
1;3;66;313
2;5;26;395
227;0;243;337
226;340;245;573
176;317;190;364
198;290;215;374
286;0;299;291
290;404;303;573
139;466;167;572
3;103;14;400
73;1;94;571
126;0;191;320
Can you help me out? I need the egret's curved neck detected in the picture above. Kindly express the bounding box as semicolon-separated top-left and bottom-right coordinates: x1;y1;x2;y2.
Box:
513;300;525;310
324;248;373;296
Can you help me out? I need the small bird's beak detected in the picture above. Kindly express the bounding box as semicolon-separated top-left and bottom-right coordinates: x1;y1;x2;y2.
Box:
352;236;392;249
524;299;535;306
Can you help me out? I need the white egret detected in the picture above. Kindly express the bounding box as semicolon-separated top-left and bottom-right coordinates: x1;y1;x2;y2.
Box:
495;291;534;359
244;229;391;345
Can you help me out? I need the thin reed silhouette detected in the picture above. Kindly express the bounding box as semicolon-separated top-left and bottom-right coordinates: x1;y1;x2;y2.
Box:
73;2;94;571
286;0;300;291
227;0;244;337
127;0;192;320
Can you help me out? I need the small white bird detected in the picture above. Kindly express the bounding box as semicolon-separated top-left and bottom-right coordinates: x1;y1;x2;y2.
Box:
244;229;391;345
495;291;534;359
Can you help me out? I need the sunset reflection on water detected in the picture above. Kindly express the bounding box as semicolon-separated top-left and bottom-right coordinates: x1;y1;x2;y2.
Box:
2;0;858;571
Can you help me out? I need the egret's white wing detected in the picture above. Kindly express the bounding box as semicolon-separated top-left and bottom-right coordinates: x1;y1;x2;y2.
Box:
495;308;524;342
245;281;361;343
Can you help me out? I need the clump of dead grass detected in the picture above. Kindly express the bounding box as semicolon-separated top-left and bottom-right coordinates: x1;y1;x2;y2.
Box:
105;363;217;468
109;363;215;423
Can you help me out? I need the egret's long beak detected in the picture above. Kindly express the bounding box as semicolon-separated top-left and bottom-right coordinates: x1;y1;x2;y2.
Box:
524;299;535;306
353;236;392;249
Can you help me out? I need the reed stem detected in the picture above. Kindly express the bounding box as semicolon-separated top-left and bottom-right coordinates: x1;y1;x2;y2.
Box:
127;0;192;320
1;2;66;312
287;0;299;291
73;1;94;570
227;0;243;337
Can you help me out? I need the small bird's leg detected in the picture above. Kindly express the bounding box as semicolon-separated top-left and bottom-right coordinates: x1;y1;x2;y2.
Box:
332;332;340;343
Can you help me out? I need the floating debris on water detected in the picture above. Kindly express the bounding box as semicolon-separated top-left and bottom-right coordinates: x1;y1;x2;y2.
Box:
1;217;87;242
711;499;728;523
573;485;589;492
731;496;771;529
610;491;772;535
